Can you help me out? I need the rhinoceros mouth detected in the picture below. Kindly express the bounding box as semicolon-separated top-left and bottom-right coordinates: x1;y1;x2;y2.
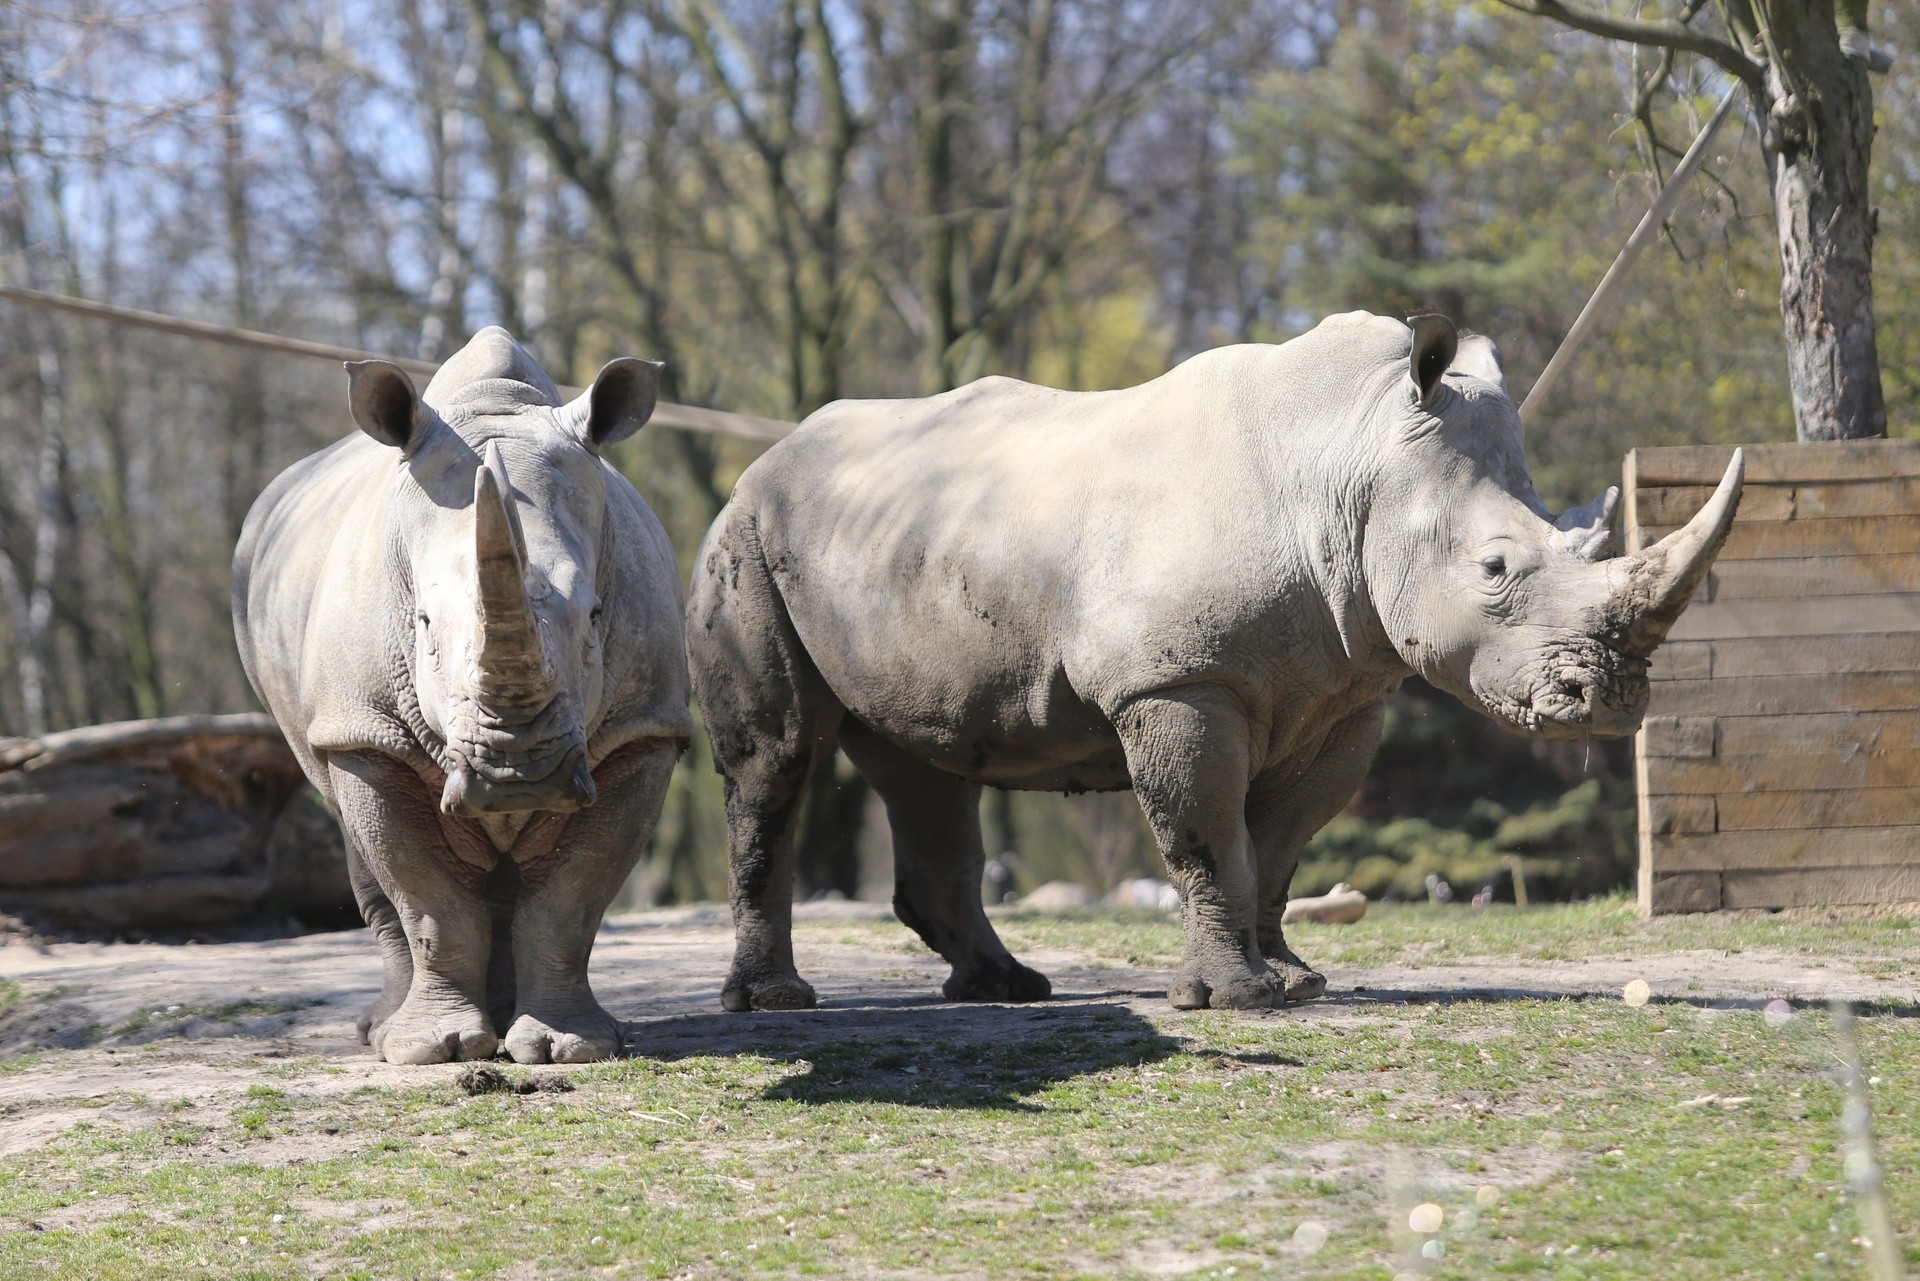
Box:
1472;642;1649;741
437;692;594;815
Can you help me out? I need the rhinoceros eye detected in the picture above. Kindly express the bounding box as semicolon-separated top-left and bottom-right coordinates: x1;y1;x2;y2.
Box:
1478;554;1507;580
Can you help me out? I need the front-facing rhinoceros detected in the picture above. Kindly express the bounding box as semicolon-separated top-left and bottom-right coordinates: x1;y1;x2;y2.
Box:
689;312;1741;1012
235;328;690;1062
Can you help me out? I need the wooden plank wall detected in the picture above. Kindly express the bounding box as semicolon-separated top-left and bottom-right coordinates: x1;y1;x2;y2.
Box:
1626;439;1920;914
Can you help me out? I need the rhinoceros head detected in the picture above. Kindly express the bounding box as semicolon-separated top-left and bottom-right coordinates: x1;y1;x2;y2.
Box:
1366;314;1742;740
344;332;660;814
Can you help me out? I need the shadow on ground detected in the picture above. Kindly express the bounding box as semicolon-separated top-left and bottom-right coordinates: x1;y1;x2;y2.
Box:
622;999;1199;1110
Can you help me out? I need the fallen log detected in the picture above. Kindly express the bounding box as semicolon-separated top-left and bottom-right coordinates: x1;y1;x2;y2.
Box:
0;714;354;933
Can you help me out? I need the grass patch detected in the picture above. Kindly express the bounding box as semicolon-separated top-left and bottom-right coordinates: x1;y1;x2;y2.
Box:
970;893;1920;975
2;904;1915;1278
115;998;322;1038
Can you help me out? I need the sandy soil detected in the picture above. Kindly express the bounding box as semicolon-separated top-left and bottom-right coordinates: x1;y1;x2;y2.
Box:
1;902;1908;1160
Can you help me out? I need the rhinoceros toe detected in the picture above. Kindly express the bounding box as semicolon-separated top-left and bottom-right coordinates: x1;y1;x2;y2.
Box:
1281;968;1327;1002
942;957;1051;1003
721;974;819;1013
505;1009;622;1064
374;1005;499;1066
1167;959;1282;1011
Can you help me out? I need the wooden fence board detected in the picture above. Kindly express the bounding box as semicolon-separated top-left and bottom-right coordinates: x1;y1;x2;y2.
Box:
1705;555;1920;601
1639;716;1716;758
1646;672;1920;717
1651;634;1920;680
1627;441;1920;487
1642;870;1722;914
1718;787;1920;832
1635;485;1795;525
1630;441;1920;914
1714;712;1920;757
1721;865;1920;909
1649;751;1920;796
1664;595;1920;641
1634;477;1920;526
1649;827;1920;872
1633;515;1920;560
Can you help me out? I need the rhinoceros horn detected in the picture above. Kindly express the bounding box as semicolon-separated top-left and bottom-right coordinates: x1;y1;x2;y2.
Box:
473;443;550;700
1605;449;1745;657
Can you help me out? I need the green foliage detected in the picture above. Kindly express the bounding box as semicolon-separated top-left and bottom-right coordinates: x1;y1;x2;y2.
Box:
1235;1;1798;505
1295;776;1634;901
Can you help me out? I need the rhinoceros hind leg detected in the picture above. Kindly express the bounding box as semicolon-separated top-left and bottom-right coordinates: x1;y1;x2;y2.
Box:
1118;687;1280;1011
1246;705;1387;1008
941;955;1052;1003
692;505;840;1015
716;754;822;1012
721;974;819;1013
838;720;1050;1003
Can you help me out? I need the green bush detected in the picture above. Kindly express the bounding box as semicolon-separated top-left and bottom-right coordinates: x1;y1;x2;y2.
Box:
1294;776;1632;903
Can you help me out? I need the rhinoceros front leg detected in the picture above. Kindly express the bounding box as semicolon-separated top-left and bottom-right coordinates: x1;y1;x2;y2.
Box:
502;740;678;1064
838;720;1050;1003
338;826;413;1045
328;752;498;1065
1247;703;1387;1003
1116;687;1276;1010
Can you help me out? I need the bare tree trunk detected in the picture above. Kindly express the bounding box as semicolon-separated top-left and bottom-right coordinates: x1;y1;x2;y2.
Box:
418;39;479;362
1499;0;1887;440
21;343;63;735
213;0;266;539
1754;6;1885;440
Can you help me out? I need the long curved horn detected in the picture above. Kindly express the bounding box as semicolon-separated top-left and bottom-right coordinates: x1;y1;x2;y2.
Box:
1606;449;1745;656
474;444;549;697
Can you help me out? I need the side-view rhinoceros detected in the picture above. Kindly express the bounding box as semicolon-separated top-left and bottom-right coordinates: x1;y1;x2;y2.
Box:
688;311;1741;1012
235;328;690;1062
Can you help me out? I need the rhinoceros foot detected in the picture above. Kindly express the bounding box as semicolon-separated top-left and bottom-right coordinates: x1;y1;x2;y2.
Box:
356;991;406;1047
1261;942;1327;1002
942;957;1051;1003
504;1002;623;1064
372;994;500;1065
1167;958;1282;1011
720;974;819;1013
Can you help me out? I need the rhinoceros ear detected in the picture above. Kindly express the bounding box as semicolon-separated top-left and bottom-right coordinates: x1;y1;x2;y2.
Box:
1450;333;1507;397
568;358;662;452
1407;313;1457;409
345;360;428;454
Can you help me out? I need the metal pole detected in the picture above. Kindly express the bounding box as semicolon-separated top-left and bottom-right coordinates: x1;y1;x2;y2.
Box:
1520;83;1743;425
0;283;797;442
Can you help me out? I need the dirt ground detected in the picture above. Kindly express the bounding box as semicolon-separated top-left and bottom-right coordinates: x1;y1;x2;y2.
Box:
3;899;1908;1164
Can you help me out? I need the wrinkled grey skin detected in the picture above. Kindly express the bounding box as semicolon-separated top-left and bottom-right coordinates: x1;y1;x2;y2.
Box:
688;311;1740;1012
235;328;690;1062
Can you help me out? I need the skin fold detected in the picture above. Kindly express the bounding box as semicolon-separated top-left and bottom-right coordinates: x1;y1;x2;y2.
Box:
688;311;1739;1012
234;328;690;1063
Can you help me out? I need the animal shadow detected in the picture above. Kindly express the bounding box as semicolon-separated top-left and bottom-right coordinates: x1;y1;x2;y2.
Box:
623;998;1185;1111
